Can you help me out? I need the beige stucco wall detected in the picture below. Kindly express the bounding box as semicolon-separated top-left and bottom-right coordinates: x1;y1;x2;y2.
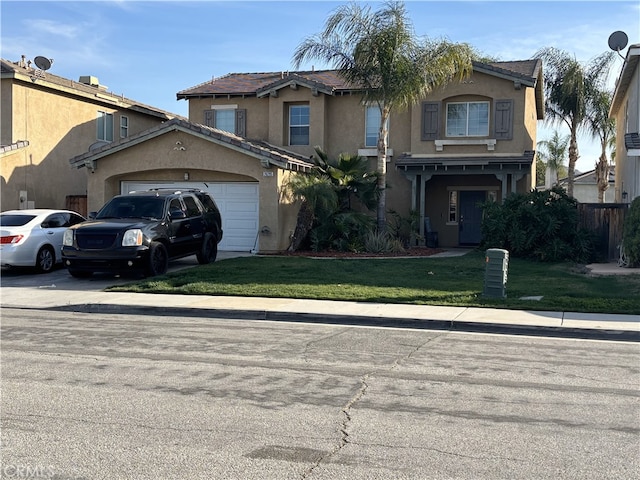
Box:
1;75;169;212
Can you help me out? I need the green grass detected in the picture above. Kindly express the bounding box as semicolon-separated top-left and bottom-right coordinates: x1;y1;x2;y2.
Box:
107;250;640;315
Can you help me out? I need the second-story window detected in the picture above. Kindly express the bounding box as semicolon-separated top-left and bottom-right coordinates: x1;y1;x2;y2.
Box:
289;104;309;146
97;111;113;141
365;105;389;148
120;115;129;139
214;109;235;134
446;101;489;137
204;107;246;136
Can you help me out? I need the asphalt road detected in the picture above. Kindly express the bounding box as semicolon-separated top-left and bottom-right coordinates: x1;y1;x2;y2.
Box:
1;307;638;480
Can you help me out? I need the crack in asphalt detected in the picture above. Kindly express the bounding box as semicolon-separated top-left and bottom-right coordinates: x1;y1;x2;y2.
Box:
301;334;447;478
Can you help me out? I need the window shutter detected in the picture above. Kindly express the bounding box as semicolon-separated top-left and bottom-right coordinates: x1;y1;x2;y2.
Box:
235;109;246;137
494;100;513;140
204;110;215;128
421;102;440;141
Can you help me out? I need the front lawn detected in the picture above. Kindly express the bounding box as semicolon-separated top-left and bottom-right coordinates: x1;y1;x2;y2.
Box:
107;250;640;315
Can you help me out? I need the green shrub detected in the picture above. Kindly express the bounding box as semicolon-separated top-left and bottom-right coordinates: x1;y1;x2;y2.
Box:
480;186;595;263
363;230;405;253
623;197;640;267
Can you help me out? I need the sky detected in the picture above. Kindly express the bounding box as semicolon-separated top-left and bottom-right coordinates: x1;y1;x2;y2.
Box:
1;0;639;173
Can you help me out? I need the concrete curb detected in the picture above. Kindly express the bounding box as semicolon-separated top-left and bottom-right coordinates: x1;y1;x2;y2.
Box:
15;302;639;342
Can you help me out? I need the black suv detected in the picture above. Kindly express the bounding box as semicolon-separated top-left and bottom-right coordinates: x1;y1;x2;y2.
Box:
62;189;223;277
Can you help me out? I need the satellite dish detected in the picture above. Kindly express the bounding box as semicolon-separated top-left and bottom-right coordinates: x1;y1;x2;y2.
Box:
34;56;52;71
608;31;628;53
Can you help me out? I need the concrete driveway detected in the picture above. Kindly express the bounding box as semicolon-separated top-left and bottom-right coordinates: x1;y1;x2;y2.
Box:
0;251;253;292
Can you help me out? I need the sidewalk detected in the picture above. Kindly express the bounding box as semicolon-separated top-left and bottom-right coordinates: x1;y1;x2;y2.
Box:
3;285;639;342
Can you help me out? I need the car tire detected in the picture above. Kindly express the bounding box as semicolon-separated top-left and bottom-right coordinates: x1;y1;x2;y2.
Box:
146;241;169;277
68;269;93;279
196;232;218;265
35;246;55;273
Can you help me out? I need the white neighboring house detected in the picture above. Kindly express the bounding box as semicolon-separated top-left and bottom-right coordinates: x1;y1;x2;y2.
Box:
610;43;640;204
557;166;616;203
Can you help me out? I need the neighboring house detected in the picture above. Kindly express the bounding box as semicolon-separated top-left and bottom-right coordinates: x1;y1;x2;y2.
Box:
610;43;640;204
0;56;178;215
70;59;543;252
557;166;616;203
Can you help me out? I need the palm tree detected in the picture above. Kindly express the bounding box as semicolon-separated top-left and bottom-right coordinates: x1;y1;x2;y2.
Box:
313;147;379;211
585;88;615;203
534;47;616;198
293;1;474;231
286;174;337;252
537;130;569;187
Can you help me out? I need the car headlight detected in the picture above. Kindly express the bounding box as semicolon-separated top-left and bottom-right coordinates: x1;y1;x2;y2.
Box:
62;229;75;246
122;229;144;247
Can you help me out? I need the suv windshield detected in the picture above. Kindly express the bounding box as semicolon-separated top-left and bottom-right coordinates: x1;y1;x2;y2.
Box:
96;196;165;220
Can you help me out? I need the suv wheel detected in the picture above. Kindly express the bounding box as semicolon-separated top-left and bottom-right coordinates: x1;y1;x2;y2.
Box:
196;232;218;265
146;241;169;277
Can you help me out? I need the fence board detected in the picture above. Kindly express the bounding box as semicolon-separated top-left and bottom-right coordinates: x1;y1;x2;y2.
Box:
578;203;628;261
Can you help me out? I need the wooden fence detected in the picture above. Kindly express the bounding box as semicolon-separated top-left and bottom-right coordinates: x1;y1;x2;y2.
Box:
577;203;628;261
65;195;87;217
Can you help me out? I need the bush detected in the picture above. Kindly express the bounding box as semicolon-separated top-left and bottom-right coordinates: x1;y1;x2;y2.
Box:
480;187;595;263
623;197;640;267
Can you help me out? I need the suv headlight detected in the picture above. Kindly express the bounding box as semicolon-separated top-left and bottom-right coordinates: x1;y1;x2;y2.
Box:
122;229;144;247
63;229;75;246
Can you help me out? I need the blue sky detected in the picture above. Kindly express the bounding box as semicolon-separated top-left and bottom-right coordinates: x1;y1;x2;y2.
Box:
2;0;639;172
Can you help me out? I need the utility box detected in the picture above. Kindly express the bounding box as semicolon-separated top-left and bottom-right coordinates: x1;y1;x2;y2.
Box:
483;248;509;298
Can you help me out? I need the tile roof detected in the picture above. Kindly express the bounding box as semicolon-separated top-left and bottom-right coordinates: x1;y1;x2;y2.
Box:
69;118;314;172
1;58;181;120
177;60;541;98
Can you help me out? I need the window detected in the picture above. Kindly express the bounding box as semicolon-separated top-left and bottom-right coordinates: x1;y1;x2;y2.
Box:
97;111;114;141
203;107;246;136
214;109;235;134
182;195;201;217
120;116;129;139
448;191;458;223
365;105;389;148
289;105;309;146
446;101;489;137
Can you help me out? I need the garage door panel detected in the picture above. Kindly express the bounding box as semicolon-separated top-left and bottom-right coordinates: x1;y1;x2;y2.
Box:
121;181;258;251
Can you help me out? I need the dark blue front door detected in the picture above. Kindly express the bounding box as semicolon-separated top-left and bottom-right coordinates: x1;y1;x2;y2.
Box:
459;191;485;245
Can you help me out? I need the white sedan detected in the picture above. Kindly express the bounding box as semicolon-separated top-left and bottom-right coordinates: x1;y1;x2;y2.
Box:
1;209;86;273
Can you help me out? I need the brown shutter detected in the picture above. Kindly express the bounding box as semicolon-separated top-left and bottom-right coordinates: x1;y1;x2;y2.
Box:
421;102;440;141
204;110;215;128
494;100;513;140
235;109;246;137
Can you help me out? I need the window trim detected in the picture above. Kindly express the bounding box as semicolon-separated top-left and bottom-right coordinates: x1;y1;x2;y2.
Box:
445;101;490;137
120;115;129;139
364;104;389;148
288;104;310;146
97;111;114;141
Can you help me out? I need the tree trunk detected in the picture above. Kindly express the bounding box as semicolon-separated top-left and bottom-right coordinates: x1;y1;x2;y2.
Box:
567;124;579;198
595;152;609;203
376;107;390;232
288;201;314;251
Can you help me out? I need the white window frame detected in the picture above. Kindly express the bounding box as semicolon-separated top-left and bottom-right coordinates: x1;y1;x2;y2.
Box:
446;101;489;137
120;115;129;139
97;111;114;141
214;109;236;134
365;105;390;148
289;104;310;146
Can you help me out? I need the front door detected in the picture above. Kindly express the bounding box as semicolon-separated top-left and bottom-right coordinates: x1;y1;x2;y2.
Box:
459;191;485;245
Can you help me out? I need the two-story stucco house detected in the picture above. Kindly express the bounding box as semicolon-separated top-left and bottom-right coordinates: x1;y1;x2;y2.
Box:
0;56;178;215
68;58;543;252
610;43;640;204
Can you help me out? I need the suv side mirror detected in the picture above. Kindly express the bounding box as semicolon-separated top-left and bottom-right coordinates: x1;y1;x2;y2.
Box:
88;211;98;220
169;209;187;220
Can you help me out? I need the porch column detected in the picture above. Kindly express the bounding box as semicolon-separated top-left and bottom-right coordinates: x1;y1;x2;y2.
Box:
495;174;507;203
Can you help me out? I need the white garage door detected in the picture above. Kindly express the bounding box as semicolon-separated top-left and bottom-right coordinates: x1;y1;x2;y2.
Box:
121;181;259;251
